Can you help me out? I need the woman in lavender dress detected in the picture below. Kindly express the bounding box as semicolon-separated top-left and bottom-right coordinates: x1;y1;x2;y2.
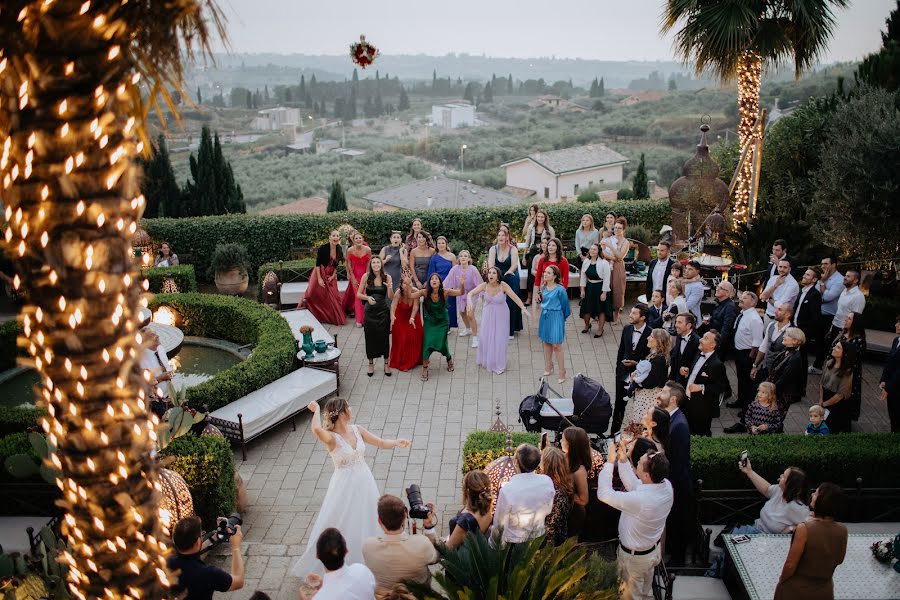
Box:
466;267;530;375
444;250;483;347
426;236;458;329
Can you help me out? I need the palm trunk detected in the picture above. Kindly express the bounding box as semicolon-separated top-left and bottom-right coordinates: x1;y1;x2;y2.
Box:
1;3;167;597
735;51;762;224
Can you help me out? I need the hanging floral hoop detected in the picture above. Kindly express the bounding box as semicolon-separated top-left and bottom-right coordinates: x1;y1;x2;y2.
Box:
350;35;379;69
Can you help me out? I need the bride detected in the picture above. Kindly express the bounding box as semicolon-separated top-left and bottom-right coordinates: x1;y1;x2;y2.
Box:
291;397;411;578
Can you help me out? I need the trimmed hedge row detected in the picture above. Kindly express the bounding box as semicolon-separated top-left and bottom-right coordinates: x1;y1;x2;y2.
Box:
143;265;198;293
0;406;44;437
161;434;236;528
462;431;900;489
0;320;20;371
149;293;296;412
143;199;671;281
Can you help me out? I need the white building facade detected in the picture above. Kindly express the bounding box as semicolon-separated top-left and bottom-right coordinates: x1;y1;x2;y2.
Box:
502;145;628;200
251;107;301;131
431;103;476;129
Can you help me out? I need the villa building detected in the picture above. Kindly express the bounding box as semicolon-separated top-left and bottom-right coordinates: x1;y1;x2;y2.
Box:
251;106;301;131
501;144;629;200
430;103;476;129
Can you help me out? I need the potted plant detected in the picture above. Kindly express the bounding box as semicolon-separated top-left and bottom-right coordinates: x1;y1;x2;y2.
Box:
211;243;249;295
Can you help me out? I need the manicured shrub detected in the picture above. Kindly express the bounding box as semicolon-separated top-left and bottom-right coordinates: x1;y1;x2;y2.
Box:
0;406;44;437
616;188;634;200
142;265;198;293
0;319;20;371
161;435;236;528
149;294;296;413
461;431;540;474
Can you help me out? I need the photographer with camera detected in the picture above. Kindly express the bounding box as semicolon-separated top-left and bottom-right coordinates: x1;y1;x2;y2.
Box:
168;515;245;600
362;491;439;594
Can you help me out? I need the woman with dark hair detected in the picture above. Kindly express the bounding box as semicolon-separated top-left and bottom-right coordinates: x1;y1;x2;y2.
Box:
561;427;591;537
488;227;523;338
379;231;407;294
821;339;858;433
538;264;571;384
600;211;617;239
628;436;658;468
521;203;540;241
467;267;530;375
832;311;867;422
356;256;393;377
541;447;574;546
300;230;346;325
447;471;494;550
345;232;372;327
409;231;435;290
414;273;463;381
731;459;810;535
426;235;458;329
641;406;671;456
774;483;848;600
579;242;612;337
389;272;423;372
405;217;424;251
154;241;179;267
524;208;555;306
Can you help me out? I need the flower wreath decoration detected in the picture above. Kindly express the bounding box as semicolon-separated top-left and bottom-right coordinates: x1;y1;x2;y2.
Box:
350;35;378;69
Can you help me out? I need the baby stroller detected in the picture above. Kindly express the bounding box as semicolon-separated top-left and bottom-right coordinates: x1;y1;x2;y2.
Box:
519;373;612;447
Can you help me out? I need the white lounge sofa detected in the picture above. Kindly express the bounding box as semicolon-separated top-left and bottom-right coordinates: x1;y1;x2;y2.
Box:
280;280;350;306
209;367;337;460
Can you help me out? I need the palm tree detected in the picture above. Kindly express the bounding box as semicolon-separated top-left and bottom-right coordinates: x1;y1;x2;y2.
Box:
0;1;223;597
661;0;848;223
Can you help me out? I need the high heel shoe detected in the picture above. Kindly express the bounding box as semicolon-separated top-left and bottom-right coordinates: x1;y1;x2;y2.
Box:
542;368;554;377
367;363;374;377
557;372;567;384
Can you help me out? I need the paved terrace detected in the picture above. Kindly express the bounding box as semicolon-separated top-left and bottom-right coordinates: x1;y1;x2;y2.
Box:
216;299;892;600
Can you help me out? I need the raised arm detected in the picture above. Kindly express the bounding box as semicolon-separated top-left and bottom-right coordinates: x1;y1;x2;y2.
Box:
466;282;488;309
305;402;336;450
738;459;772;497
500;281;529;316
357;425;411;450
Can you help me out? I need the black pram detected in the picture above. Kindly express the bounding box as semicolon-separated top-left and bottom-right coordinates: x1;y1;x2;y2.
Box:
519;373;612;442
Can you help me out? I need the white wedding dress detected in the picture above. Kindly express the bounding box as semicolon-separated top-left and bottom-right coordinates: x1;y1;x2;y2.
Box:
291;425;381;578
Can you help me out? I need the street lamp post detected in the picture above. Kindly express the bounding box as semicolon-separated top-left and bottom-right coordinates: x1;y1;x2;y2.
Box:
460;144;467;172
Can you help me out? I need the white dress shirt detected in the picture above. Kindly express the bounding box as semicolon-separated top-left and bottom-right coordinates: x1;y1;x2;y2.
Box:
651;259;669;294
683;280;704;322
315;563;376;600
492;472;555;544
597;459;673;552
734;308;765;351
792;284;814;326
762;274;800;318
686;351;712;391
759;321;789;356
832;286;866;330
631;325;647;349
138;344;171;398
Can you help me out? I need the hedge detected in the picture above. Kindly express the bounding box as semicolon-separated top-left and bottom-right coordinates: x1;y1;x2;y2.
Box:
0;406;44;437
149;293;296;412
462;431;900;489
161;434;236;528
0;320;20;371
143;199;671;281
142;265;198;293
865;294;900;332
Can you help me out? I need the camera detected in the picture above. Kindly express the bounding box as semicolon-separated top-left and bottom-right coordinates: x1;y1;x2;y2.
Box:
405;485;431;520
202;513;242;549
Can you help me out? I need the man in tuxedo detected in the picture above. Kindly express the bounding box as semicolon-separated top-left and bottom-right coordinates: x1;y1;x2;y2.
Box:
793;267;822;394
645;241;673;301
669;313;700;384
684;331;727;436
766;239;791;281
879;315;900;433
611;303;651;434
658;381;693;567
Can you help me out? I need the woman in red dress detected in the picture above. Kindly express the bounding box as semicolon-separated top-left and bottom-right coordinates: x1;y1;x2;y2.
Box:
300;230;346;325
389;272;424;371
343;232;372;327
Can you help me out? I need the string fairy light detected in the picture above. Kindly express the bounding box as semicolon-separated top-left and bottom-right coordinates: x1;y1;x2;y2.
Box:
733;50;761;225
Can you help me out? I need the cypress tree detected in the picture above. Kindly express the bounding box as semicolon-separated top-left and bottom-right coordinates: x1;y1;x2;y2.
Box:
139;135;181;218
463;82;475;103
264;85;269;104
245;90;252;109
590;78;598;97
352;68;359;92
432;69;437;93
212;133;227;214
327;179;348;212
374;91;383;116
632;153;649;199
599;77;605;96
507;74;513;94
482;82;493;103
300;74;306;97
398;87;410;111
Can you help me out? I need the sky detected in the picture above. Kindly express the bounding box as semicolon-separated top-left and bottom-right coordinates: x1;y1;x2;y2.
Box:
216;0;895;63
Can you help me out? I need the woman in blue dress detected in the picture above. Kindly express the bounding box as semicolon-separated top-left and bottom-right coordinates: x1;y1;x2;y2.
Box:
488;227;523;339
539;264;571;384
426;235;458;329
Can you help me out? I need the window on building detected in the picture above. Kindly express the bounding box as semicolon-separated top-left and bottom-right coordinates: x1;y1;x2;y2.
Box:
544;187;550;199
588;181;593;187
574;184;580;194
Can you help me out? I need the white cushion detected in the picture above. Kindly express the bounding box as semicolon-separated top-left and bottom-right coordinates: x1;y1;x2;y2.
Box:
210;367;336;439
539;398;575;417
280;280;349;305
279;309;334;344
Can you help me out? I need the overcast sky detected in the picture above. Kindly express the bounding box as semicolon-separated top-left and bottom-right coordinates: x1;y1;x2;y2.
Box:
216;0;894;63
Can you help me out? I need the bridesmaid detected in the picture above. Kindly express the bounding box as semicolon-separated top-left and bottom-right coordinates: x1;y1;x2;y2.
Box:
445;249;483;347
488;228;523;340
356;256;393;377
602;217;630;324
300;230;346;325
410;231;435;290
523;208;555;305
379;230;407;294
521;202;539;241
579;243;612;337
467;267;530;375
539;265;571;384
389;272;423;372
600;211;617;239
427;236;459;329
405;217;424;251
344;232;372;327
534;237;570;318
414;273;463;381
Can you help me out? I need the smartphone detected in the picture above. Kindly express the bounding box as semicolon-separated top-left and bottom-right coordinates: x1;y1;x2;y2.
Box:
614;432;622;444
731;534;752;544
740;450;749;468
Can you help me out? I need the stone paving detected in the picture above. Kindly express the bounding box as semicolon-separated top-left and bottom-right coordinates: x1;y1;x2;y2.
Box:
214;299;893;600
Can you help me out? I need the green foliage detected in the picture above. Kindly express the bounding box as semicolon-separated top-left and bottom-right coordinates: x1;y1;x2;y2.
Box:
144;199;671;282
576;189;600;203
161;435;236;528
210;243;249;277
0;320;20;371
139;135;181;218
809;86;900;261
710;139;739;185
865;294;900;332
632;153;648;198
4;432;54;483
462;431;540;474
149;294;296;413
398;87;410;111
616;188;634;200
655;154;689;188
327;179;348;213
0;406;43;437
0;433;36;475
181;127;246;217
625;224;653;246
142;265;198;293
855;0;900;92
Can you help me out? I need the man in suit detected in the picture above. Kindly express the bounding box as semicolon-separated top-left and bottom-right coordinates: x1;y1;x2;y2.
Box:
658;381;693;567
645;241;673;301
685;331;727;436
880;315;900;433
793;267;822;395
611;303;651;434
669;313;700;384
766;239;791;281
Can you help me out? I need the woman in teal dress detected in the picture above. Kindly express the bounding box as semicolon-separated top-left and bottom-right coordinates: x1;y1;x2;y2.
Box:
414;273;463;381
426;235;458;329
539;265;571;384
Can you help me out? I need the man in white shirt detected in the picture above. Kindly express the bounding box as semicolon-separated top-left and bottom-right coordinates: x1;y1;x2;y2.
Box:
682;261;704;323
314;528;375;600
728;292;765;414
139;327;174;417
492;444;555;544
753;303;794;381
760;259;799;320
830;269;866;336
598;440;674;600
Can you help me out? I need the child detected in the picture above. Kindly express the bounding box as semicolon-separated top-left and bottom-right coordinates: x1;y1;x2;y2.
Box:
805;404;829;435
648;289;666;329
666;262;683;306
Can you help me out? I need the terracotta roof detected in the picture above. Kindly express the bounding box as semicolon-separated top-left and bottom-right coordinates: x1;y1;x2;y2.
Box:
503;144;629;174
259;197;328;215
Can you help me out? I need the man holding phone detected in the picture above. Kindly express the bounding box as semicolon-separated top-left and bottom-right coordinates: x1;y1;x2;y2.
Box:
611;304;651;435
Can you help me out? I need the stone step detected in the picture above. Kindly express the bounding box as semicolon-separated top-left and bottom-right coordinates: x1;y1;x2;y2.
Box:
673;575;731;600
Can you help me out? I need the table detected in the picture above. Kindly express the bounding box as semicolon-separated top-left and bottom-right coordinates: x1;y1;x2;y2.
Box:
280;309;335;345
724;533;900;600
297;346;342;392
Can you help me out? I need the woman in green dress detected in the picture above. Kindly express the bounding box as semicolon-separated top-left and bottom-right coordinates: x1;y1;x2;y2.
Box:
414;273;463;381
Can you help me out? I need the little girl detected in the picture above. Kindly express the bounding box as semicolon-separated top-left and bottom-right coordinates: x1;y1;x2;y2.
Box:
444;250;483;348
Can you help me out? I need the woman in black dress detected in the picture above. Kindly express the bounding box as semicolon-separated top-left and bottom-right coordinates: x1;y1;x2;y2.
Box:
356;256;393;377
831;311;866;421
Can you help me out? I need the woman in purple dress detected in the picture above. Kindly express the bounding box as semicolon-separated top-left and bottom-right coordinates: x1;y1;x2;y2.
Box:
444;250;483;347
466;266;530;375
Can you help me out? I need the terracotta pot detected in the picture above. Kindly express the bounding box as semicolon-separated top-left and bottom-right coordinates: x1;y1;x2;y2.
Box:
215;269;248;295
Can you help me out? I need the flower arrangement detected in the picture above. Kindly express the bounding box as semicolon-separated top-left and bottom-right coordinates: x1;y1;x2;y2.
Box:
350;35;378;68
299;325;314;335
871;539;894;563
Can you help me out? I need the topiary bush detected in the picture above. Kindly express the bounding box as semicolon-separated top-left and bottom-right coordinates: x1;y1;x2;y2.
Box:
0;319;20;371
616;188;634;200
149;294;296;413
161;434;236;528
462;431;540;474
142;265;198;293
